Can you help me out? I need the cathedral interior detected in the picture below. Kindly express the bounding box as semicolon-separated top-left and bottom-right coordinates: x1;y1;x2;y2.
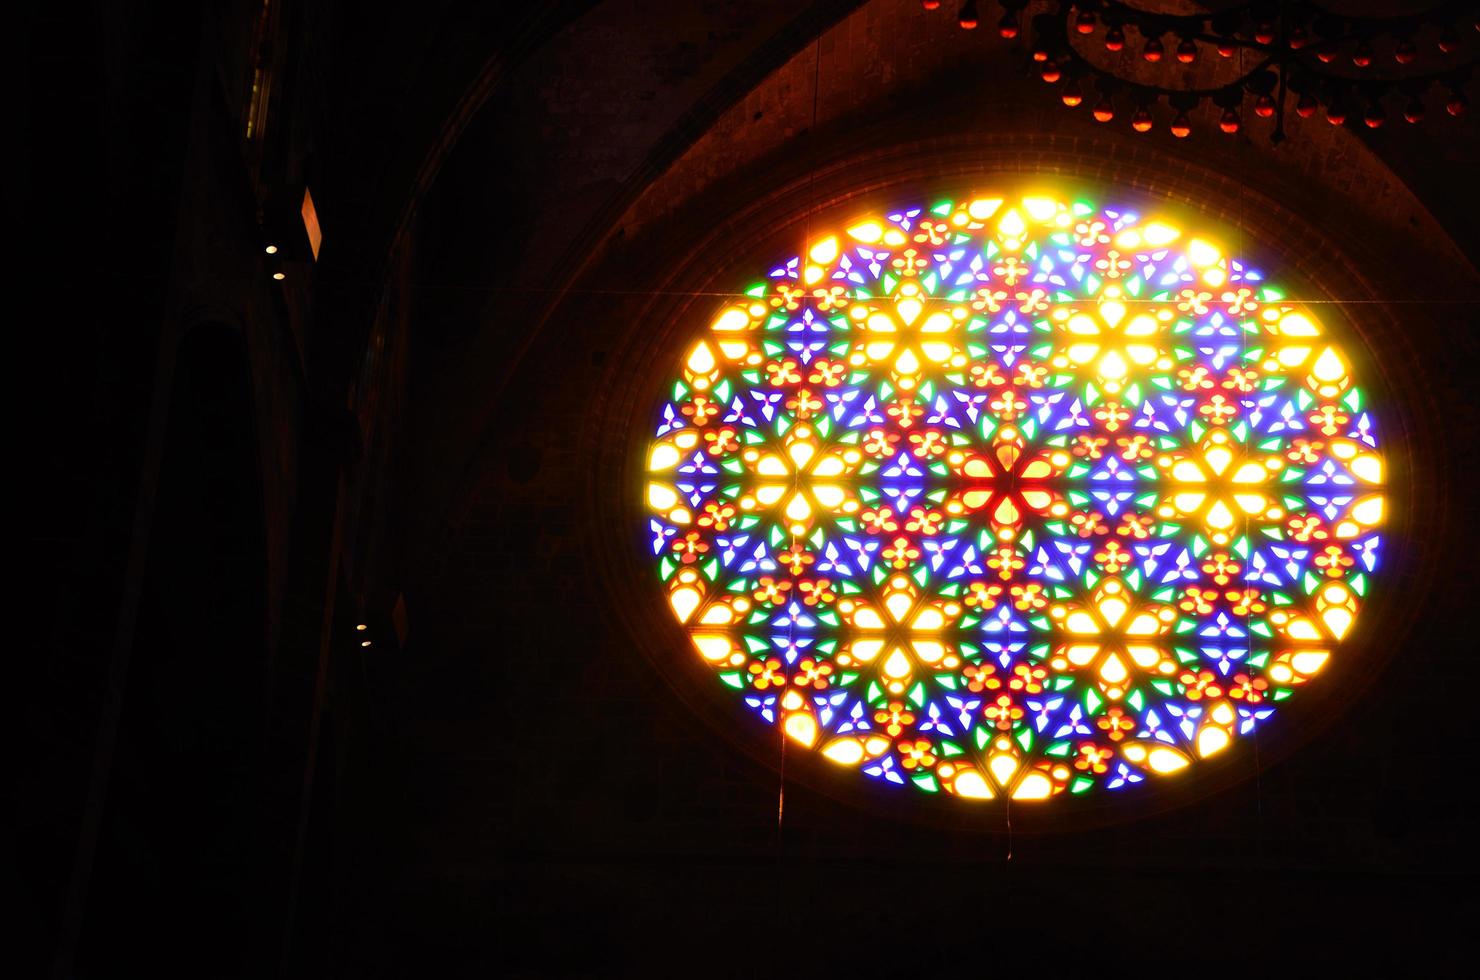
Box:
23;1;1480;975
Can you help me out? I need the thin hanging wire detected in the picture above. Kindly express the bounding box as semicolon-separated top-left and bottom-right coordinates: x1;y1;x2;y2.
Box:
778;31;826;850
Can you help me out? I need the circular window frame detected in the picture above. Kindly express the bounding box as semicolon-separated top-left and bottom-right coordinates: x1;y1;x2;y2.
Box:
585;137;1432;832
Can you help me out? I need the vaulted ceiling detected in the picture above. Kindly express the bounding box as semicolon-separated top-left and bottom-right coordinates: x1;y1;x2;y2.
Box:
312;1;1477;970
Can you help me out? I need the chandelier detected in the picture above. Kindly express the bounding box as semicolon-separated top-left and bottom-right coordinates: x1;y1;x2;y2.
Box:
925;1;1478;142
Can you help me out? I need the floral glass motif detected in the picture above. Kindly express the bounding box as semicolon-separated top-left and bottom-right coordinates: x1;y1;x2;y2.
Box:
643;192;1385;803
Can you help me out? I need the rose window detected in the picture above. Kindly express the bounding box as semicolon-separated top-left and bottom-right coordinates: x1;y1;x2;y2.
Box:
643;191;1386;804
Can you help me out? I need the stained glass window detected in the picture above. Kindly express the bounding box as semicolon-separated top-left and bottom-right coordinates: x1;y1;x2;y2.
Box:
643;191;1386;803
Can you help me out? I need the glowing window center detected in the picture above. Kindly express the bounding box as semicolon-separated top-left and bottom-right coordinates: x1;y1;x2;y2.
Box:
643;191;1386;804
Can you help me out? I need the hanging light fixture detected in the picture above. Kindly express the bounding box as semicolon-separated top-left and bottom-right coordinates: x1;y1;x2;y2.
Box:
918;0;1478;145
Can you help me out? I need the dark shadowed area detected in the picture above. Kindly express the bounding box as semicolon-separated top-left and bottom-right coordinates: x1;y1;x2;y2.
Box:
23;1;1480;976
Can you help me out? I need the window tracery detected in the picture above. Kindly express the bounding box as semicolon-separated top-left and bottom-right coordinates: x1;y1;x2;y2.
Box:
645;191;1385;803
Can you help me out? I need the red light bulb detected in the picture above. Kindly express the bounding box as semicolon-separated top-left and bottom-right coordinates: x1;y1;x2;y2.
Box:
1254;23;1276;45
1219;109;1241;133
1363;104;1385;128
1075;12;1096;35
998;13;1019;39
922;1;941;9
1131;107;1154;132
1143;38;1164;62
1105;27;1125;51
1447;93;1468;117
1217;39;1237;58
1326;104;1347;125
1352;42;1373;67
1061;81;1084;107
958;1;978;29
1395;40;1416;64
1403;97;1426;123
1040;62;1062;84
1170;113;1192;138
1296;93;1318;118
1176;39;1197;63
1254;94;1276;118
1093;99;1115;123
